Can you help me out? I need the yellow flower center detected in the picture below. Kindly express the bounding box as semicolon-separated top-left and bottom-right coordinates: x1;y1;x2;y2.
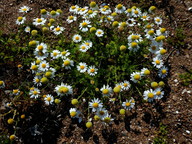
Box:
125;102;131;107
117;4;123;9
134;74;140;80
55;27;60;32
69;16;74;20
59;87;69;93
92;103;98;108
102;9;106;12
127;8;132;13
156;91;161;95
35;79;40;83
88;10;93;14
31;65;37;70
47;97;51;101
134;10;138;14
97;31;102;34
37;18;42;23
0;81;3;85
81;46;86;50
50;11;56;15
53;52;58;56
131;35;137;40
99;111;105;115
70;111;77;117
144;70;150;75
80;65;85;69
160;28;166;33
81;8;86;12
42;63;46;68
123;83;128;87
155;60;160;65
13;90;19;94
104;117;111;123
131;42;138;48
102;89;109;94
146;25;151;29
90;68;95;73
17;17;23;21
152;46;156;50
148;30;154;35
38;45;43;50
142;15;147;19
33;91;38;95
82;22;88;27
61;51;67;55
160;49;167;54
156;19;160;22
22;8;27;11
41;9;47;14
75;36;79;40
148;93;154;98
71;6;76;10
64;60;70;66
161;69;167;74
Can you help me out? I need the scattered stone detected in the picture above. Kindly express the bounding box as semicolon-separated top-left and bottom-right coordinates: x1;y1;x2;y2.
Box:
188;7;192;12
186;130;190;134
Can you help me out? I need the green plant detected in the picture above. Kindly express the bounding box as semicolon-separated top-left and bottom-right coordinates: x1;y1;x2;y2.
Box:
179;69;192;86
153;123;168;144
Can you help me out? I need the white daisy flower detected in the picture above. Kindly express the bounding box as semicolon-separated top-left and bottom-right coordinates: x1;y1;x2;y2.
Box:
33;76;42;87
96;107;108;119
40;9;49;18
51;50;61;59
49;10;60;18
149;41;160;54
100;85;112;97
103;15;114;23
55;83;73;96
25;26;31;33
60;50;70;59
29;88;40;99
128;34;142;43
73;34;82;43
44;68;56;78
127;18;136;27
143;89;156;102
0;81;5;88
155;48;167;57
44;94;54;105
121;80;131;91
146;29;156;40
79;20;91;32
69;108;82;123
130;72;142;83
79;44;89;52
158;66;168;78
39;61;49;72
19;6;31;13
82;40;93;48
69;5;79;13
141;68;150;76
144;24;154;32
77;62;87;73
128;42;140;52
115;4;126;14
102;113;114;124
122;98;135;110
13;89;20;96
33;18;46;26
66;15;77;24
141;12;150;21
100;7;112;15
132;8;141;17
78;7;89;15
87;66;98;76
96;29;104;37
89;98;103;112
84;10;98;19
154;88;164;99
34;51;49;60
156;28;168;37
35;43;48;53
125;8;132;17
30;62;39;73
62;58;74;70
50;26;65;35
152;57;164;69
16;16;26;25
154;17;162;25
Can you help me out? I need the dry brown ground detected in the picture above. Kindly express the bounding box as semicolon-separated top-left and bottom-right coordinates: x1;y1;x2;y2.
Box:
0;0;192;143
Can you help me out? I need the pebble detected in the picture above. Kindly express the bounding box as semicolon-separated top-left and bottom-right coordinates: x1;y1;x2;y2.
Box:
188;7;192;12
175;111;179;114
174;79;178;83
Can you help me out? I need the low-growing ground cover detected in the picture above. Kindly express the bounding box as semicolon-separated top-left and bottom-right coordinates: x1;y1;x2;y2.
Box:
0;0;191;143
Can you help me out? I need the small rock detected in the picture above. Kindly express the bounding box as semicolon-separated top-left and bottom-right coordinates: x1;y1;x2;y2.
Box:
188;7;192;12
174;79;178;83
175;111;179;114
